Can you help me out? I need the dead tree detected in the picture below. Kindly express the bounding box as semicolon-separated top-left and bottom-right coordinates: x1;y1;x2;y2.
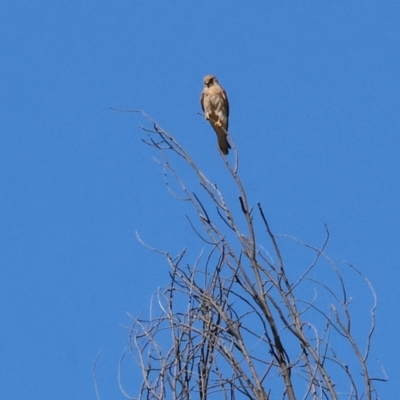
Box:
117;110;386;400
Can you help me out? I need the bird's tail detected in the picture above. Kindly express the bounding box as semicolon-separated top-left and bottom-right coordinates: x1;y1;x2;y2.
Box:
215;127;231;155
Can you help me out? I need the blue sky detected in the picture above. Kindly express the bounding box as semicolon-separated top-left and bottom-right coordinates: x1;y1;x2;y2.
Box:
1;2;399;398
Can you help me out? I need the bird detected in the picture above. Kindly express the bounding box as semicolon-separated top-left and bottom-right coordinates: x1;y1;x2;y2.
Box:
200;75;231;155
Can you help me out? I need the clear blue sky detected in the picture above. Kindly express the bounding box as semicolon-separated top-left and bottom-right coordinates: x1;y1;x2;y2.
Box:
1;2;399;398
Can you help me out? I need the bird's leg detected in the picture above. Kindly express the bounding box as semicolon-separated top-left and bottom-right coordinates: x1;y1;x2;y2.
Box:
214;119;222;127
205;112;210;121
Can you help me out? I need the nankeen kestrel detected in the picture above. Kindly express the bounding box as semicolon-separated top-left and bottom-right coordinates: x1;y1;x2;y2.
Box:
200;75;231;155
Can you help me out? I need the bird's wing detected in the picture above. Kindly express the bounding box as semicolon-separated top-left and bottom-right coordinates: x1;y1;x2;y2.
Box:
222;88;229;119
200;90;205;112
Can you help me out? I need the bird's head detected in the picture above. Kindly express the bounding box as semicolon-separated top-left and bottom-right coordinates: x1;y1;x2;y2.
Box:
203;75;218;88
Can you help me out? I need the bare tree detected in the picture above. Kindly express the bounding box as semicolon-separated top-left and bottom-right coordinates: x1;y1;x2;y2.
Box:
116;110;386;400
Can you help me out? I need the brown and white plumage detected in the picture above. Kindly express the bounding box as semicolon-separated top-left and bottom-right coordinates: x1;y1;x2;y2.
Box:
200;75;231;155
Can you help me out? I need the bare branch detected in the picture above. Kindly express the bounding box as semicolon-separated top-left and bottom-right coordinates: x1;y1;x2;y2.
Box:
114;112;385;400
